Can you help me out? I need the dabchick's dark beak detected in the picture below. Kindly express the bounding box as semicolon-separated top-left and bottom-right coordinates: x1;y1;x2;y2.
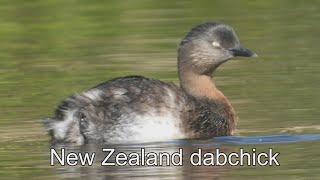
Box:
40;117;53;127
228;47;257;57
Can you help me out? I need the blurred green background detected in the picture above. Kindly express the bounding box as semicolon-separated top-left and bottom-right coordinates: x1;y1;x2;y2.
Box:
0;0;319;179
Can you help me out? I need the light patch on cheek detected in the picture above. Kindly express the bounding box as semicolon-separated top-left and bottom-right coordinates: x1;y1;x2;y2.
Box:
52;109;77;140
212;41;221;47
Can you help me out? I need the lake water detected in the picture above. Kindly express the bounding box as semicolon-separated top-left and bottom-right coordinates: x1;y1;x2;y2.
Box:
0;0;320;179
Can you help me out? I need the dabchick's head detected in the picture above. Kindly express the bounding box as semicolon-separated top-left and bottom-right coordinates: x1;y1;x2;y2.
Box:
178;22;257;75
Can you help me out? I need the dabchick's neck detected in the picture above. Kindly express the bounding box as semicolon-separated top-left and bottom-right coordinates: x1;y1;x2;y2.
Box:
179;70;238;135
179;71;226;101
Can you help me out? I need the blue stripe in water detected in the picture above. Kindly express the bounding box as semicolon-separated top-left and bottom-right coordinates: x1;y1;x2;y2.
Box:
121;134;320;147
213;134;320;145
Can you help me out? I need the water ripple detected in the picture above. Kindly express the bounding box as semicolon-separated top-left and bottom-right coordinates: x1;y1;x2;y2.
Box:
213;134;320;145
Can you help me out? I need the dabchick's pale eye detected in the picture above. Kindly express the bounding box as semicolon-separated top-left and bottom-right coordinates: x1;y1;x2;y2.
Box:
79;112;86;122
212;41;221;48
79;112;89;130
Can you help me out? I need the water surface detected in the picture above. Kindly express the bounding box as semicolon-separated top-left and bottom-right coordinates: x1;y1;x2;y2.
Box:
0;0;320;179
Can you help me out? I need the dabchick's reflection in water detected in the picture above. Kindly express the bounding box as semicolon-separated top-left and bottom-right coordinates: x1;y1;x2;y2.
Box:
43;22;257;145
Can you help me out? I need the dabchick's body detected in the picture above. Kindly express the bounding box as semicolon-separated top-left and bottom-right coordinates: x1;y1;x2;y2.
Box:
43;22;256;145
